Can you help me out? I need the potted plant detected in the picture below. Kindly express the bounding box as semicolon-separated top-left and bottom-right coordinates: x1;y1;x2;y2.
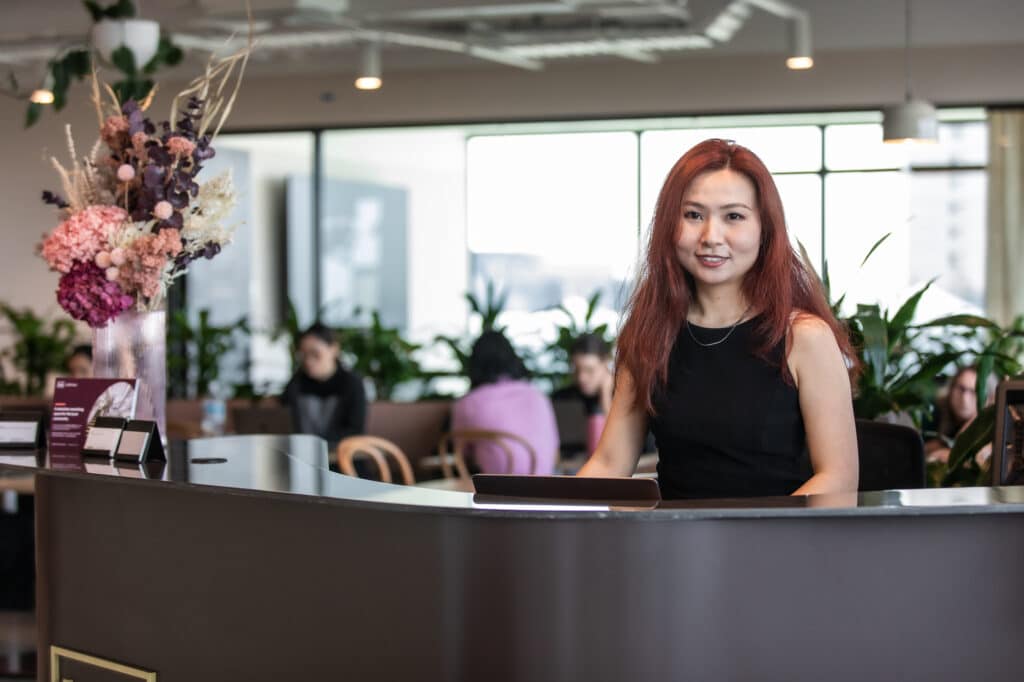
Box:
545;289;615;388
338;310;421;401
25;0;183;126
0;303;78;396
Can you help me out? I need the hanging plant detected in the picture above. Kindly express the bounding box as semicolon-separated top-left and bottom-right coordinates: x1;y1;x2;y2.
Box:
26;0;183;127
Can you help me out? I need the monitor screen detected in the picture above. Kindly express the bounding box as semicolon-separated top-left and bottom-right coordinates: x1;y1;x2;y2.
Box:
992;380;1024;486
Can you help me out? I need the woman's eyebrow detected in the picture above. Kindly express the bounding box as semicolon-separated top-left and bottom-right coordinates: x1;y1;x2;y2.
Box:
683;201;753;211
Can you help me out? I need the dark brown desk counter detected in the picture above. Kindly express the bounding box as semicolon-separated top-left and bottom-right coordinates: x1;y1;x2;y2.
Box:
2;435;1023;682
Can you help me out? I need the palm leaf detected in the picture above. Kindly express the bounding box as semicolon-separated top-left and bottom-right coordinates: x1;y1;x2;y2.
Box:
855;308;889;388
860;232;892;268
911;314;1000;330
942;405;997;486
585;290;602;324
887;278;936;349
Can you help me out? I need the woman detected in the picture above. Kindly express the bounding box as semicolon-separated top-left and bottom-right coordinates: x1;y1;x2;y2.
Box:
451;330;559;475
926;365;997;464
280;323;367;450
552;333;615;417
579;139;859;499
65;345;93;379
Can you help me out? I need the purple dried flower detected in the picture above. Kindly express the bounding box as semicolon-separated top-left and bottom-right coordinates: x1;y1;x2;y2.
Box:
56;261;135;328
42;190;69;209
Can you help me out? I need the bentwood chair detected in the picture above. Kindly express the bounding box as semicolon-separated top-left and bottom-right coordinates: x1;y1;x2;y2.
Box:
436;429;539;480
336;435;416;485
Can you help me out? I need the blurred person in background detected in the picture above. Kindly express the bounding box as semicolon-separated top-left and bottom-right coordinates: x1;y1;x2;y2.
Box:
280;323;367;451
65;344;93;378
926;365;998;464
452;330;559;474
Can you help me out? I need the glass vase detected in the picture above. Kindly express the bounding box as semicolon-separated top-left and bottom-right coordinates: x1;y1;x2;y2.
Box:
92;308;167;442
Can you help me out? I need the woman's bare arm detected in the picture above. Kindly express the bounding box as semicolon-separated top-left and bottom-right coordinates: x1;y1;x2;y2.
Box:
788;316;859;496
577;369;648;478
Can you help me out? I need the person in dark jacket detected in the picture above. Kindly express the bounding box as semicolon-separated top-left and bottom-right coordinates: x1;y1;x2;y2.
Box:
280;323;367;450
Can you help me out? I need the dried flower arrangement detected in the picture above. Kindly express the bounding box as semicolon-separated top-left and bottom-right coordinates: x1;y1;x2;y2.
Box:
37;38;251;327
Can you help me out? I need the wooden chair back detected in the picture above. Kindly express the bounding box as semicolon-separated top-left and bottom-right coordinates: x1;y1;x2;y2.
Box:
336;436;416;485
436;429;538;479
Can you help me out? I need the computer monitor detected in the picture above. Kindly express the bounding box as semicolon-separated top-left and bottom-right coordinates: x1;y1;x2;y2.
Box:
991;379;1024;486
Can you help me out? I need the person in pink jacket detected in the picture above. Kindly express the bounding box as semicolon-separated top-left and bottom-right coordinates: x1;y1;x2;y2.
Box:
451;331;559;475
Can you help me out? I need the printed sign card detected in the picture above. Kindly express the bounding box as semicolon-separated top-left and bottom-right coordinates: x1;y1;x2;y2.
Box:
50;377;138;454
0;412;45;450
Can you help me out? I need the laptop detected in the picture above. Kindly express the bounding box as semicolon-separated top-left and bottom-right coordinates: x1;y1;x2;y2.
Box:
472;474;660;508
552;398;590;455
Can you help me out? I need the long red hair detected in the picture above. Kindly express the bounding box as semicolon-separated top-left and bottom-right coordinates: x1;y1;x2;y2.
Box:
617;138;857;414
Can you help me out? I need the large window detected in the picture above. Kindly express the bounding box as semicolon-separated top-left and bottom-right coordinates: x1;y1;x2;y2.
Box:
206;110;987;389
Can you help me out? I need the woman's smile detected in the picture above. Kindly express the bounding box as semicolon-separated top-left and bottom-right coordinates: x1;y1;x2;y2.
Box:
696;254;730;268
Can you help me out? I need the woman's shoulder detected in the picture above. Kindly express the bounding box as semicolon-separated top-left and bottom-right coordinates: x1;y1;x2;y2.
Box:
786;311;845;381
788;310;834;338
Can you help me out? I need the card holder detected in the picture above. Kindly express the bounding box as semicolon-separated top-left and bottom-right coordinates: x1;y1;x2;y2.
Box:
114;420;165;463
81;417;127;458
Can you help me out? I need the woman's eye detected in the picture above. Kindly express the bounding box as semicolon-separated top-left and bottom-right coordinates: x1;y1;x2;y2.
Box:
683;210;702;221
727;212;745;221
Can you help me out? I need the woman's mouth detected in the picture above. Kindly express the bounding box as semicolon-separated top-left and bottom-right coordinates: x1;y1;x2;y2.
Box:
696;255;729;268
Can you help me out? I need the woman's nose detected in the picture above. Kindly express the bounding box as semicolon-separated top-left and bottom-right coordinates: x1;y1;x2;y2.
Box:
699;217;722;245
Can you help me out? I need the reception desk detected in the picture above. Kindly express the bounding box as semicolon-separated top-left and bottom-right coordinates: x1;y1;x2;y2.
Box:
2;435;1023;682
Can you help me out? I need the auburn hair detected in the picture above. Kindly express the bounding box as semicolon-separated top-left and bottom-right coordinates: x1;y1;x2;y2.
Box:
616;138;858;414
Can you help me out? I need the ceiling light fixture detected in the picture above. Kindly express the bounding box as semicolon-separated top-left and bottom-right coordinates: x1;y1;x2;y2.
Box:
883;0;937;144
29;71;55;105
355;43;382;90
785;13;813;69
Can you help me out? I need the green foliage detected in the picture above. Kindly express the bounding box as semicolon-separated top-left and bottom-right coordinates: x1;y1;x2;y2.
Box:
546;289;614;384
820;236;1024;487
83;0;136;21
167;309;248;398
433;280;510;376
26;2;183;127
0;304;78;396
466;280;508;333
940;404;997;487
337;311;421;401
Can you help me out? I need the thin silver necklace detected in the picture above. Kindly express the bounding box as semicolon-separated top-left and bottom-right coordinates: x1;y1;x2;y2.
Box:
686;306;753;348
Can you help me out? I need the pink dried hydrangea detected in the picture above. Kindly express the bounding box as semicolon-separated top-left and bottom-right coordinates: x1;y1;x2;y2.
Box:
39;205;127;273
117;228;183;300
166;136;196;158
56;261;135;328
101;115;130;150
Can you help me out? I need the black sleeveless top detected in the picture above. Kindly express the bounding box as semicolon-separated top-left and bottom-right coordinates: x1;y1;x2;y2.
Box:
650;316;811;500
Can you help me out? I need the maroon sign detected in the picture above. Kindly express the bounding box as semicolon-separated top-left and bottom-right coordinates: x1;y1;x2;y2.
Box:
49;377;138;454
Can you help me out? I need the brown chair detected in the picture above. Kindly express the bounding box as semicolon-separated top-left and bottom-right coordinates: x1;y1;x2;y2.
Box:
336;436;416;485
436;429;539;480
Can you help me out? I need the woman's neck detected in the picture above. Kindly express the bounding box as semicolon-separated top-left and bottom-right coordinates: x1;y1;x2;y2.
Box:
689;286;751;327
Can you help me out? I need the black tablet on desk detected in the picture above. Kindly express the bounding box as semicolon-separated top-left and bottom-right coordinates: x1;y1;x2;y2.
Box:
472;474;660;508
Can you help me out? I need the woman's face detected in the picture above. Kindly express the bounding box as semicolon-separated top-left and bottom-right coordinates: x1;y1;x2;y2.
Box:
676;168;762;294
298;336;339;381
950;369;978;423
571;352;610;397
66;353;92;378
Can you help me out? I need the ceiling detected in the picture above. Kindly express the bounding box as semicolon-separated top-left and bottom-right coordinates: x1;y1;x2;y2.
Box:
0;0;1022;81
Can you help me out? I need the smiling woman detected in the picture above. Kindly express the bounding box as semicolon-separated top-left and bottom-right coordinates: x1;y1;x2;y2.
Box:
578;138;861;499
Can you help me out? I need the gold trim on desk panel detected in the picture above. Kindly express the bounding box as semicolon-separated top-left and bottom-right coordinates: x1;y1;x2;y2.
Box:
50;645;156;681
